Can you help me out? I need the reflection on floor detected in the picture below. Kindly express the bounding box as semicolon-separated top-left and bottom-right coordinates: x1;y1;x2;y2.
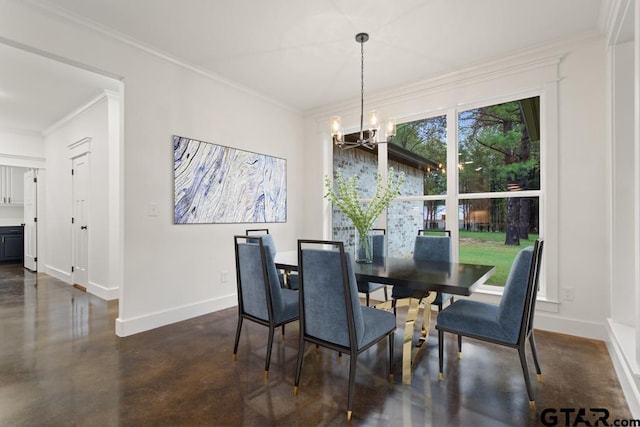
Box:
0;264;631;426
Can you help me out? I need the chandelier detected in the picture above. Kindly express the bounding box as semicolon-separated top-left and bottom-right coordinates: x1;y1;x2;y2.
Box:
330;33;396;150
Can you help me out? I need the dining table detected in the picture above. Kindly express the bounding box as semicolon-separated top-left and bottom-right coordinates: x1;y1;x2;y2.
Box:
274;250;496;384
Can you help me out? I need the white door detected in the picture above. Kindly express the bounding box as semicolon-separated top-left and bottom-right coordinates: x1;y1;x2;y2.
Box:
23;169;37;271
72;154;89;288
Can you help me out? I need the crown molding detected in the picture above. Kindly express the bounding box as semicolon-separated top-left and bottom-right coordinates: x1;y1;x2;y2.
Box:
602;0;634;46
43;92;107;137
22;0;298;115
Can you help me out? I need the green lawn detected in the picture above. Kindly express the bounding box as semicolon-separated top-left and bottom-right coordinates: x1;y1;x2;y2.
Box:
458;231;539;286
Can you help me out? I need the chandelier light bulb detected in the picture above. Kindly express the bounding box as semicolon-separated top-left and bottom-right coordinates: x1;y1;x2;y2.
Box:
330;116;343;138
386;119;396;138
368;110;379;130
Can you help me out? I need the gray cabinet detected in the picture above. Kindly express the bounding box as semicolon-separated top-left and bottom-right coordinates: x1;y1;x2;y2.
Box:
0;226;24;262
0;167;26;205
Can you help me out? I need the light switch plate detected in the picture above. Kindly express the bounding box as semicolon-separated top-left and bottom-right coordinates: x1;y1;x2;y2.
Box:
148;202;159;217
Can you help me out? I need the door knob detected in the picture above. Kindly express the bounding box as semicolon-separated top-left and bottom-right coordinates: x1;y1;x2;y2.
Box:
81;226;88;230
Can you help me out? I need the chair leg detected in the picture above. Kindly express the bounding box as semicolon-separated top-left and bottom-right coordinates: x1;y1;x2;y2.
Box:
383;286;388;302
388;332;394;380
517;345;536;408
366;293;370;307
282;324;285;336
457;335;462;358
346;351;358;422
438;329;444;380
529;333;543;382
232;316;243;361
265;326;275;378
293;341;305;395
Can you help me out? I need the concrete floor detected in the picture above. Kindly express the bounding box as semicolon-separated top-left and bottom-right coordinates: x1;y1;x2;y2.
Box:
0;264;631;426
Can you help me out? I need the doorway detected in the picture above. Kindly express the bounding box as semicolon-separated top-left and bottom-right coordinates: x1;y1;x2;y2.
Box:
23;169;37;271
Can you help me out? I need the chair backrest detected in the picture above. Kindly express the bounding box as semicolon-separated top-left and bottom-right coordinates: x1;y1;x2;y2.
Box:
418;229;451;237
413;232;451;263
298;240;364;348
234;235;285;322
245;229;277;257
497;239;544;344
246;228;270;235
522;239;544;338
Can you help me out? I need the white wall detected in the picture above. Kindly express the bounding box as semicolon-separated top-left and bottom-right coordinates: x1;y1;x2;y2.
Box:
552;38;609;334
612;40;636;328
43;95;116;299
0;1;305;336
0;205;23;226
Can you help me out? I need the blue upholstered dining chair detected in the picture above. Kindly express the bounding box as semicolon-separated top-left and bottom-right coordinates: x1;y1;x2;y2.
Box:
436;239;544;409
232;235;299;378
245;228;298;290
391;230;453;312
356;228;388;306
294;240;396;422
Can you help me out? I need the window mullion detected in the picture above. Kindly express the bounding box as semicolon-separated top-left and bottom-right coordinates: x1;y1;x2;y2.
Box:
459;190;542;199
378;140;389;230
446;108;459;262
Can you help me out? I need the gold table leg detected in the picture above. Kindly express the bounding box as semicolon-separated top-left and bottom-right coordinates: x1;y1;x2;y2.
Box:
419;291;437;343
375;299;393;311
282;269;291;288
402;296;421;384
375;291;437;385
383;291;434;385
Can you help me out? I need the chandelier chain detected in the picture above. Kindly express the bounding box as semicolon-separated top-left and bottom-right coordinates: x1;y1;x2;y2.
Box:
360;38;365;142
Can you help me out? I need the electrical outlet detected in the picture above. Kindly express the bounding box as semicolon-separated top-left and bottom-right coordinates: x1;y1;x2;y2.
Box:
560;287;574;301
221;270;229;283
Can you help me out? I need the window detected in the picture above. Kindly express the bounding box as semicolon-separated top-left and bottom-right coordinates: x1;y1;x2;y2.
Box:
330;96;542;288
457;97;541;286
387;115;447;257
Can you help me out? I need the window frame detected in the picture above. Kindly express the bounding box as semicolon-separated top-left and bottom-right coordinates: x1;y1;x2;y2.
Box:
376;89;557;308
324;79;559;312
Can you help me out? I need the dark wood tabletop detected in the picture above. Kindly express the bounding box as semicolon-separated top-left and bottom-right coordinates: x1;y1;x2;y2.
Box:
274;251;495;296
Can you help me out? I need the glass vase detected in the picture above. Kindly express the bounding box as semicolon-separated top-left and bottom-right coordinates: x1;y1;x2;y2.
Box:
355;229;373;263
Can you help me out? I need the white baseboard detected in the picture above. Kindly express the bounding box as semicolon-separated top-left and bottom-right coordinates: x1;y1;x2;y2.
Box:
115;294;236;337
87;280;119;301
606;319;640;418
533;312;606;340
44;265;119;301
44;264;71;283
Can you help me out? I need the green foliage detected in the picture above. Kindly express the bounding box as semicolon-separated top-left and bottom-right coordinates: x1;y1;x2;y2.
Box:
324;168;405;237
458;100;540;193
394;116;447;195
458;231;539;285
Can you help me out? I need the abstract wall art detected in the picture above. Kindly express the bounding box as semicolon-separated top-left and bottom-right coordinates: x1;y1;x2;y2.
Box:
174;135;287;224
